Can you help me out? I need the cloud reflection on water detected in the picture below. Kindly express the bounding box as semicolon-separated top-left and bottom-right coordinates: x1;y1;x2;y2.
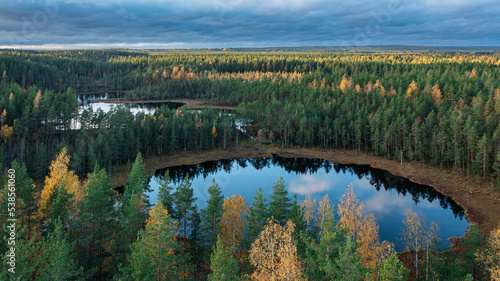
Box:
289;174;333;195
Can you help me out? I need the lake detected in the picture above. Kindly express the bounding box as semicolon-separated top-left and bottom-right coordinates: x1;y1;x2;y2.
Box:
77;92;184;115
146;155;469;249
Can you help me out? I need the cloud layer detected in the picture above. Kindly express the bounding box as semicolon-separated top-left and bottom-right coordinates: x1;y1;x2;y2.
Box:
1;0;499;48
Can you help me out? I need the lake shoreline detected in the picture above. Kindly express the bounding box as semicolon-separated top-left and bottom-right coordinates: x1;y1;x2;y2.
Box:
108;142;500;239
90;97;237;110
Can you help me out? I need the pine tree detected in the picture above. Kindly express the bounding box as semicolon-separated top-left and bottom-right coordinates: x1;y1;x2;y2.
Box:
173;175;197;241
208;235;240;281
114;153;150;272
35;219;83;280
74;165;117;280
124;152;150;205
336;235;365;281
369;251;409;281
303;206;346;280
200;179;224;247
0;227;37;280
10;160;37;239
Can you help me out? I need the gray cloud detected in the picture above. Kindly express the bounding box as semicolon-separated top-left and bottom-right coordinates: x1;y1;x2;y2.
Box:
0;0;499;48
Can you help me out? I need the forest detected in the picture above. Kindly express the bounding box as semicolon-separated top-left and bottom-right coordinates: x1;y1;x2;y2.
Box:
0;49;500;280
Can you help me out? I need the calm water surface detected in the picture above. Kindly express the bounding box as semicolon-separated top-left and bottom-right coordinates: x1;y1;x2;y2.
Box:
78;93;183;115
146;155;469;248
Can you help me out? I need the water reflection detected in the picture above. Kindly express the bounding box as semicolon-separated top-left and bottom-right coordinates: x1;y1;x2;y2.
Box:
77;93;184;115
154;155;465;219
146;155;468;246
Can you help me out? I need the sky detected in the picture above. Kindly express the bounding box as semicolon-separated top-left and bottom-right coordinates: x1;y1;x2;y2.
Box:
0;0;499;49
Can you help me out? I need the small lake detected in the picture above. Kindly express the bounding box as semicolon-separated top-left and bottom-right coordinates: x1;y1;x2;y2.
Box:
146;155;469;249
77;92;184;115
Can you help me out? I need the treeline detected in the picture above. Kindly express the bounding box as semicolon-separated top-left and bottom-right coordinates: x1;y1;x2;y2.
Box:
0;82;239;178
1;151;499;280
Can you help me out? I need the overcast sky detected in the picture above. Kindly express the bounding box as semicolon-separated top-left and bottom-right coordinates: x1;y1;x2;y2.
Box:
0;0;499;49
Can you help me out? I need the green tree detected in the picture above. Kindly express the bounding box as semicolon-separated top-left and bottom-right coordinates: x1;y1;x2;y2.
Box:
35;219;83;280
0;227;37;281
156;170;175;217
10;160;37;239
367;251;409;281
74;165;117;280
119;201;190;281
208;235;240;281
114;153;150;272
173;175;197;240
336;235;366;281
269;177;291;224
245;187;269;245
200;179;224;247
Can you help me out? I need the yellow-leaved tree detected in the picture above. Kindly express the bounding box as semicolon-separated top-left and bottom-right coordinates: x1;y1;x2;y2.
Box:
315;195;330;228
407;80;419;99
337;185;392;271
38;148;81;222
301;194;316;228
339;75;350;93
476;223;500;281
431;84;443;107
220;194;248;252
249;219;305;281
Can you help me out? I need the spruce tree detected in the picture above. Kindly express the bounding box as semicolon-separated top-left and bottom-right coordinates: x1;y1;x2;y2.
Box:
246;187;269;245
269;177;291;224
200;179;224;247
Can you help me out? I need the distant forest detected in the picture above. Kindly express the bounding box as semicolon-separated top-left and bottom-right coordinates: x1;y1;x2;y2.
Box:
0;50;500;186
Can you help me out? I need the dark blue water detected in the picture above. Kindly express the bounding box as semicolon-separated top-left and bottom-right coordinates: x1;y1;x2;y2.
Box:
147;155;468;248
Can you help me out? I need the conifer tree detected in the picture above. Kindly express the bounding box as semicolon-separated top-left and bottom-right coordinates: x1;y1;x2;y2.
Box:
0;227;37;281
156;170;175;217
114;153;150;272
173;175;197;241
35;219;83;281
119;201;190;281
269;177;291;224
200;179;224;247
246;187;269;246
10;160;37;239
208;235;240;281
74;165;117;280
